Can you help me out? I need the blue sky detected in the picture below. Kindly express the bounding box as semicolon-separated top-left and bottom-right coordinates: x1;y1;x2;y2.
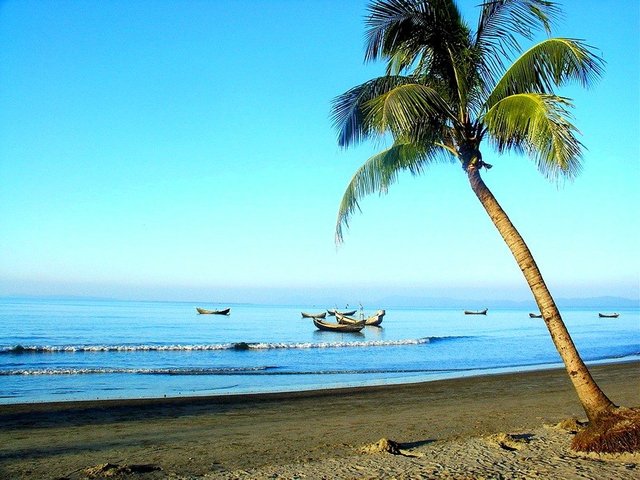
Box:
1;0;638;305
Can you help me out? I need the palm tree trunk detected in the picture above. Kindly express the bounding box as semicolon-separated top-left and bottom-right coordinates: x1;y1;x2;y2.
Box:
466;163;615;422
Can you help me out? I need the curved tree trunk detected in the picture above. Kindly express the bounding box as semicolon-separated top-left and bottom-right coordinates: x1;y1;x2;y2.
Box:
466;163;615;422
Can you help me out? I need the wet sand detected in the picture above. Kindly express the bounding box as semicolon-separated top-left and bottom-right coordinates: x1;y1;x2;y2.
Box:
1;361;638;479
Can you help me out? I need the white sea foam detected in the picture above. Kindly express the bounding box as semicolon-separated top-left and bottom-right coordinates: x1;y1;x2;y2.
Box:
1;337;450;354
0;366;277;376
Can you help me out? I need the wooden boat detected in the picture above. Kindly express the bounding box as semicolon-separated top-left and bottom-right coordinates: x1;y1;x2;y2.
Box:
312;317;365;332
196;307;231;315
529;313;543;318
327;309;357;317
301;311;327;319
598;313;619;318
336;309;385;327
464;308;488;315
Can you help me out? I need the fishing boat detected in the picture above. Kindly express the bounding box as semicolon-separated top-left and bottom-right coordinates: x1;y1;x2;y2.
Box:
327;309;358;317
336;309;385;327
312;317;365;332
301;311;327;319
529;313;543;318
464;308;488;315
598;313;620;318
196;307;231;315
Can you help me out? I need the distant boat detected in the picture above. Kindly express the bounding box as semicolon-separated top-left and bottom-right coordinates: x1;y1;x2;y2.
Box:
312;317;365;332
598;313;620;318
301;311;327;319
529;313;543;318
464;308;488;315
336;310;385;327
196;307;231;315
327;309;357;317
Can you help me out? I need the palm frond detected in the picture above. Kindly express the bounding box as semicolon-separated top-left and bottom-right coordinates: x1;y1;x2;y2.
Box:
486;38;604;107
444;44;488;122
475;0;561;91
365;0;469;72
365;0;430;63
385;45;422;75
363;83;456;138
335;141;452;243
476;1;560;57
331;75;416;147
483;93;583;179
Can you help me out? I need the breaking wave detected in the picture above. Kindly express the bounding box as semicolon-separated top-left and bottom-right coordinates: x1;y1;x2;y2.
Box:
0;365;476;377
0;336;464;355
0;366;277;376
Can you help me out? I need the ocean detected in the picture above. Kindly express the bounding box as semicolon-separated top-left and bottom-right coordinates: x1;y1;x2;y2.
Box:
1;298;638;404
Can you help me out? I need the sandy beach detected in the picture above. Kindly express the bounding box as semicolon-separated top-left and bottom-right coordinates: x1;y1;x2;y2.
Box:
1;361;638;479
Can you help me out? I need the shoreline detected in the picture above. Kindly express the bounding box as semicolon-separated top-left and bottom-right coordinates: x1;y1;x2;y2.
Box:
1;361;638;479
4;356;638;407
2;356;639;408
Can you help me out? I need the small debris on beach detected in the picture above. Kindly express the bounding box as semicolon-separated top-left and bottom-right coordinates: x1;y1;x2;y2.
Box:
359;438;424;457
553;417;587;433
487;433;531;451
360;438;402;455
82;463;162;477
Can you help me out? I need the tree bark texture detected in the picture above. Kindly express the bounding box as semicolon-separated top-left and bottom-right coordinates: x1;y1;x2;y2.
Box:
465;163;615;422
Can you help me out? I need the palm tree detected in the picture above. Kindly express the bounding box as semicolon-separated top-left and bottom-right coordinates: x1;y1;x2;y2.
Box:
332;0;638;453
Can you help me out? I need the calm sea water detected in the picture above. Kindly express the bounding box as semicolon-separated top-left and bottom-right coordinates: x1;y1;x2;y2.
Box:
1;298;638;404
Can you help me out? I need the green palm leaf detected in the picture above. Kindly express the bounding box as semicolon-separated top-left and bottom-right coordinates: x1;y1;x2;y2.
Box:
487;38;604;107
483;93;583;179
363;83;456;138
476;0;559;57
335;141;450;242
475;0;560;94
364;0;469;77
331;75;416;147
